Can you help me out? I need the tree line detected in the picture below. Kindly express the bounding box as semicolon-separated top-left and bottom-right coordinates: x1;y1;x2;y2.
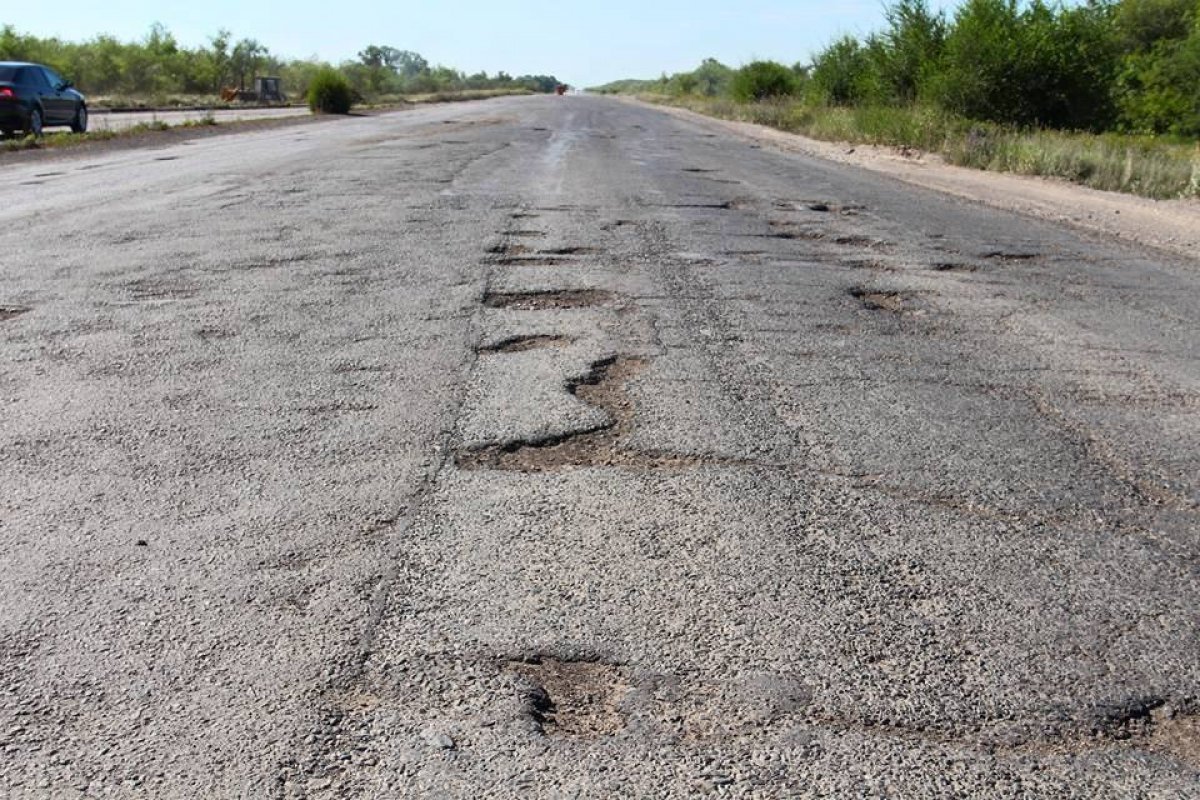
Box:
0;24;562;100
594;0;1200;137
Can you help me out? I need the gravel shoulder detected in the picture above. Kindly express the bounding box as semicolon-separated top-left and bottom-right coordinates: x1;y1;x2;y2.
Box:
637;99;1200;264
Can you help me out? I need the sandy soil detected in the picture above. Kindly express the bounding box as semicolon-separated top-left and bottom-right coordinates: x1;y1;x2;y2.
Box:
642;100;1200;265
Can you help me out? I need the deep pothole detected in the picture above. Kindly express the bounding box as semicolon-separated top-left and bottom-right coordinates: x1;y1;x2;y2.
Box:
508;656;628;738
482;289;614;310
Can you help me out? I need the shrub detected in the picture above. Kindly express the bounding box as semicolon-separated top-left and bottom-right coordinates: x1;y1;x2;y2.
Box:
929;0;1120;130
729;61;799;102
810;37;879;105
306;67;354;114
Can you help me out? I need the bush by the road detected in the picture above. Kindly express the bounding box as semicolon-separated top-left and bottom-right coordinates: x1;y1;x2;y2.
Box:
729;61;800;102
307;69;353;114
593;0;1200;139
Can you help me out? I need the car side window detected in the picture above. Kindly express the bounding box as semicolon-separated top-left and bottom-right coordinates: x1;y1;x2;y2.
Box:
23;68;48;90
42;68;64;89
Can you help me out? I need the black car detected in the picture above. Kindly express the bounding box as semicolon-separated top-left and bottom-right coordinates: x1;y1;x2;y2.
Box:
0;61;88;137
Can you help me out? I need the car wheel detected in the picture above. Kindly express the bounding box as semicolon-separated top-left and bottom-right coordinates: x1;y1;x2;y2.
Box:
26;107;43;138
71;104;88;134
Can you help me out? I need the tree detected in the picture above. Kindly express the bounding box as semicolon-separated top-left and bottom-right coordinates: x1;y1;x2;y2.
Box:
810;36;876;105
208;29;232;91
877;0;947;103
230;38;267;90
693;58;734;96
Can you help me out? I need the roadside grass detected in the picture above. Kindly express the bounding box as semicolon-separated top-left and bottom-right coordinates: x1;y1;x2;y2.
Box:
1;116;213;153
0;87;529;156
90;93;242;111
642;95;1200;200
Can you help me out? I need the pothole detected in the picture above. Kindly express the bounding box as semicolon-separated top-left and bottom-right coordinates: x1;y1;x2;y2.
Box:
302;401;378;414
601;220;638;230
682;167;718;173
456;355;721;471
1;306;31;322
481;289;614;310
1146;706;1200;769
982;250;1039;261
490;256;570;267
849;287;909;314
476;334;571;354
539;246;601;256
332;362;389;374
510;212;539;220
833;235;886;248
507;656;628;738
930;262;977;273
486;243;533;257
654;199;747;210
776;200;866;215
1009;699;1200;768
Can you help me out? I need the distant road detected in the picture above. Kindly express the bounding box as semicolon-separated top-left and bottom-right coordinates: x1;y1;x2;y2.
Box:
89;105;310;131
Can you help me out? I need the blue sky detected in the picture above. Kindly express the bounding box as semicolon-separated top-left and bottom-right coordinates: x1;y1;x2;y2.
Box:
5;1;964;87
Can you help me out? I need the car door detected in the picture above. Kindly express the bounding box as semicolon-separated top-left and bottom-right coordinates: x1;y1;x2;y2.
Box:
21;67;53;123
39;67;72;123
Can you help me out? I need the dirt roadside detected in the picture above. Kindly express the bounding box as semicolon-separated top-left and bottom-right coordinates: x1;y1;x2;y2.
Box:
639;99;1200;264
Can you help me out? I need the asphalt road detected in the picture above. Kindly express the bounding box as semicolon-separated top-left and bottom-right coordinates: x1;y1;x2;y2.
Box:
1;96;1198;798
88;106;310;132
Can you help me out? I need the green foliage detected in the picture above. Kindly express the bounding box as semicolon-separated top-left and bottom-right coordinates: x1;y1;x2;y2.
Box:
809;37;879;105
875;0;947;104
0;24;561;105
729;61;799;102
307;68;354;114
1116;1;1200;133
923;0;1117;129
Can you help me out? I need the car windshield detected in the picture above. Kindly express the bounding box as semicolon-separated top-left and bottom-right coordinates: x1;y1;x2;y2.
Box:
0;67;18;82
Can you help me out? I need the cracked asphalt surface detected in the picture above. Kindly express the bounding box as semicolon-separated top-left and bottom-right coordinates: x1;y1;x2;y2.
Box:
1;95;1198;798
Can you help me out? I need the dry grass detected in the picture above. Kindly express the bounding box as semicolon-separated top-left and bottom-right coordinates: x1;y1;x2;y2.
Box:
644;95;1200;200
